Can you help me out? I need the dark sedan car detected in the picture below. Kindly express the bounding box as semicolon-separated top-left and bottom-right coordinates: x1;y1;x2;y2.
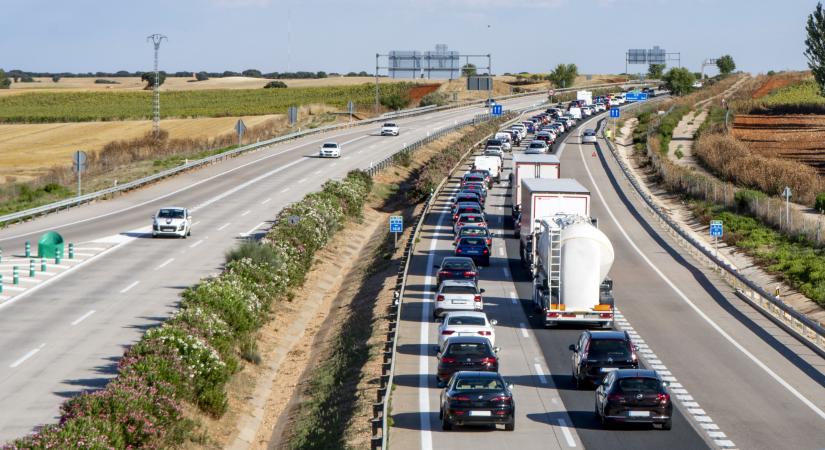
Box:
436;336;498;386
440;371;515;431
454;236;490;266
570;330;638;388
595;369;672;430
435;257;479;287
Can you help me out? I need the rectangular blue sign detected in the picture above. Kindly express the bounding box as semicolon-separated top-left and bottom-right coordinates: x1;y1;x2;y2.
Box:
390;216;403;233
610;107;620;118
491;104;503;116
710;220;723;238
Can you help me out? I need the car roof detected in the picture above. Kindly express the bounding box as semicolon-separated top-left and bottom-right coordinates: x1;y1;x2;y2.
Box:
445;336;491;344
459;225;488;232
587;330;629;340
441;279;477;287
458;213;483;218
455;202;481;208
442;256;475;264
443;311;488;319
614;369;660;379
159;206;185;210
457;236;487;244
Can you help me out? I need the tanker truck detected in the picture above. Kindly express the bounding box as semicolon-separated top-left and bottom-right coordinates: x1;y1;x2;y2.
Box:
530;214;615;328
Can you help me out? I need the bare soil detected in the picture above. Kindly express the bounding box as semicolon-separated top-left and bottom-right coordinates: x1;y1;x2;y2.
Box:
732;114;825;174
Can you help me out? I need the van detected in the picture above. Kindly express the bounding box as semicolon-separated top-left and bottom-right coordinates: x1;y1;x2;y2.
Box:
568;107;582;120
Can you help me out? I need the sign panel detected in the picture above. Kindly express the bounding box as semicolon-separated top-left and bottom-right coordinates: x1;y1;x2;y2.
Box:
72;150;87;172
710;220;723;238
467;76;493;91
389;215;403;233
235;119;247;135
610;107;620;118
491;104;503;116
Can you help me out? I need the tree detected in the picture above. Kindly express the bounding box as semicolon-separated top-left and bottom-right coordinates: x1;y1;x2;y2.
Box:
242;69;263;78
263;81;287;88
316;71;327;78
662;67;696;96
461;63;477;77
195;71;209;81
141;71;167;88
716;55;736;75
379;92;409;110
51;75;61;83
0;69;9;89
548;63;578;88
647;63;666;79
805;2;825;94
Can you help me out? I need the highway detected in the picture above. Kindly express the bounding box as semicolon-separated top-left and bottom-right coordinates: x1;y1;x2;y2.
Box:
0;94;547;441
389;104;825;449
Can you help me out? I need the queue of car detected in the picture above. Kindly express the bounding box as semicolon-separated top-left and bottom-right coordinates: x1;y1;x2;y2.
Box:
433;89;673;433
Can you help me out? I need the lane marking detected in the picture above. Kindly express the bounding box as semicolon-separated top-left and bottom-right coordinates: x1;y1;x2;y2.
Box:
155;258;174;270
218;223;231;231
261;198;271;204
189;239;204;248
509;291;518;304
557;418;577;448
519;323;529;338
534;363;547;384
10;343;45;368
241;210;251;216
298;178;307;184
341;135;370;146
502;266;510;278
280;187;291;194
498;247;504;256
120;281;139;293
71;310;96;326
241;222;267;237
579;139;825;422
313;170;323;176
192;221;201;226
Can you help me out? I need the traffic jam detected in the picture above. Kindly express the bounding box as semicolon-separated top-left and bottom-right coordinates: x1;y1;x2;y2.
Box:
430;90;673;432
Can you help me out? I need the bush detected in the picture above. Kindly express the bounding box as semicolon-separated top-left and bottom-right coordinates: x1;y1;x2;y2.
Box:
263;80;287;88
380;92;409;110
394;150;412;167
195;71;209;81
226;240;283;268
94;79;120;84
419;91;449;107
734;189;767;211
816;192;825;213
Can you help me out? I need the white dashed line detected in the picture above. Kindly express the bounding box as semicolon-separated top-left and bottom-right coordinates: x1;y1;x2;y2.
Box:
10;343;45;368
241;222;267;237
261;198;271;204
314;170;322;175
533;363;547;384
280;187;291;194
189;239;204;248
218;223;231;231
120;281;139;293
155;258;174;270
192;221;201;226
71;310;96;326
241;210;251;216
298;178;307;184
509;291;518;304
557;418;577;447
519;323;529;338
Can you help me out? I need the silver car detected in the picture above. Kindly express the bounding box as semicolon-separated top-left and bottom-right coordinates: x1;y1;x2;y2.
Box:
582;129;597;144
434;280;485;318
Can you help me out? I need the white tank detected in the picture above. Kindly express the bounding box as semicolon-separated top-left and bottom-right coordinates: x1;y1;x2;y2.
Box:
559;221;614;309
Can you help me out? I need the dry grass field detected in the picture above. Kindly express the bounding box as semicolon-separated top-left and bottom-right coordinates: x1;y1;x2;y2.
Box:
732;114;825;174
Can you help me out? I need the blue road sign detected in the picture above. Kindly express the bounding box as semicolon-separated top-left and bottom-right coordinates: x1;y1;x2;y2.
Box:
390;215;403;233
610;107;620;118
491;104;503;116
710;220;723;238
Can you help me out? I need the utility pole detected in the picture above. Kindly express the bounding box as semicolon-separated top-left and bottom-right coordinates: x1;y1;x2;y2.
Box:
147;33;167;136
375;53;380;113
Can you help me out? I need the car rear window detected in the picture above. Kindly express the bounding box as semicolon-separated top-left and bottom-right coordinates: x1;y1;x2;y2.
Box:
487;139;502;146
460;228;485;237
617;378;661;393
589;339;631;359
441;285;477;294
443;260;473;270
447;316;486;326
445;343;489;357
461;215;483;223
454;377;503;391
530;143;545;148
460;237;485;246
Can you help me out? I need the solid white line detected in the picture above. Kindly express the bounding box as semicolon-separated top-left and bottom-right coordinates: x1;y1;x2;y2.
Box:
71;247;106;252
71;310;96;326
155;258;174;270
498;246;504;256
557;418;577;447
578;140;825;422
534;363;548;384
218;223;231;231
502;267;510;277
355;150;364;154
519;323;529;338
509;291;518;304
120;281;139;293
341;135;369;146
241;210;251;216
261;198;271;204
10;343;45;368
189;239;204;248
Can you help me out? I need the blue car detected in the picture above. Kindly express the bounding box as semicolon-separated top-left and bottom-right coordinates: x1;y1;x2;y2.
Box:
455;236;491;266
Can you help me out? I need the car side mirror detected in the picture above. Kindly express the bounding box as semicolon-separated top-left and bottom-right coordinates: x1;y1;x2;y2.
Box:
490;319;498;326
451;242;456;246
662;381;670;388
480;288;486;293
507;383;514;390
568;344;576;351
494;347;501;354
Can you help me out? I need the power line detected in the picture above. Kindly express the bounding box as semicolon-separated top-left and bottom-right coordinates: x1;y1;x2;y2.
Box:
147;33;167;136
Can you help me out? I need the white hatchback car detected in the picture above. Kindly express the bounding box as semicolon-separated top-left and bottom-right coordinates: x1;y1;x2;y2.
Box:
152;207;191;238
438;311;498;348
319;142;341;158
582;129;598;144
434;280;484;318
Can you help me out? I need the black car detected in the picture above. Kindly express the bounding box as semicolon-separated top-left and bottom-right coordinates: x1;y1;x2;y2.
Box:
570;330;638;388
595;369;672;430
435;257;479;287
436;336;498;386
440;371;515;431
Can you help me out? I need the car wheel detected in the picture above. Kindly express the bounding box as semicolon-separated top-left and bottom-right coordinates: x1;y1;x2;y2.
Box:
505;418;515;431
439;407;443;420
661;419;672;431
187;229;192;237
600;411;612;429
442;416;452;431
573;372;582;389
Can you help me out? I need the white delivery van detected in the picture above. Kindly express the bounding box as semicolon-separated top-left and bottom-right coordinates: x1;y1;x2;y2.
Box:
474;155;502;183
568;107;582;120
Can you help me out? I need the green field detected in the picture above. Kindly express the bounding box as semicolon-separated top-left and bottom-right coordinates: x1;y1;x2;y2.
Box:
761;80;825;106
0;83;414;123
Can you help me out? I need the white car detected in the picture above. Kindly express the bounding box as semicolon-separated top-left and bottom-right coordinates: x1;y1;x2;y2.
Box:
494;132;512;151
582;129;598;144
438;311;498;348
484;147;504;159
434;280;485;318
152;207;191;238
319;142;341;158
525;140;548;154
381;122;400;136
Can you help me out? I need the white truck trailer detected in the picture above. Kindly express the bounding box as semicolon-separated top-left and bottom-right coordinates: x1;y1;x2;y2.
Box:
511;154;560;233
518;178;587;244
576;90;593;106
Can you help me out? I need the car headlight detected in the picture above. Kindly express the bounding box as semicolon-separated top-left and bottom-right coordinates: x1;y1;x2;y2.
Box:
178;223;185;230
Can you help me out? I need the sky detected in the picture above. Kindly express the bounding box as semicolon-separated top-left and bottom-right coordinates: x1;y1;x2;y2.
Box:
0;0;818;76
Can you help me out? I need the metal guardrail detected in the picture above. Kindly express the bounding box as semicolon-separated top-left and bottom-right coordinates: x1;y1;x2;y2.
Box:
0;80;648;227
371;105;545;449
596;104;825;357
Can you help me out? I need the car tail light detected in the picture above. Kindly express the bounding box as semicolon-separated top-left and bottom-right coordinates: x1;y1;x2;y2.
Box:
436;295;445;302
441;330;455;335
482;248;489;255
491;395;511;404
450;409;466;415
607;394;624;402
474;295;482;302
657;393;670;405
627;341;638;362
441;357;456;363
452;395;470;401
463;271;476;277
439;270;450;276
478;331;491;336
547;312;560;318
599;313;613;318
456;248;462;254
494;410;509;415
481;357;497;365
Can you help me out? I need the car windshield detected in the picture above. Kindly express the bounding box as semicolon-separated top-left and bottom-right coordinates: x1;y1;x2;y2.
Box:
617;378;661;393
447;316;486;326
443;260;473;270
445;343;489;357
158;209;184;219
383;123;396;127
441;285;477;295
322;143;338;148
589;339;631;360
454;377;504;391
460;237;485;246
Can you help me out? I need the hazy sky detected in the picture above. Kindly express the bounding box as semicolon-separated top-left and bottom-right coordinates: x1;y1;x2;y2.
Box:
0;0;817;75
